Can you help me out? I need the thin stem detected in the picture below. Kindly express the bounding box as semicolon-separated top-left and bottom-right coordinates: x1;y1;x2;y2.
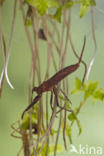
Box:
45;24;52;155
19;0;37;76
19;2;38;155
11;121;30;156
63;110;67;150
4;0;18;89
85;7;97;81
31;16;44;152
70;100;85;127
32;14;41;84
46;28;60;55
43;18;52;80
61;10;71;68
21;130;30;156
43;18;58;71
37;101;57;156
44;43;52;80
17;146;23;156
50;20;60;42
19;1;33;52
46;94;49;156
0;8;6;96
63;80;68;150
58;10;66;69
29;63;36;155
54;111;62;156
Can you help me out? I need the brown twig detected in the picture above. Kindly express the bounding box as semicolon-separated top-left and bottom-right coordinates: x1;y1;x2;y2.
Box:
54;110;62;156
50;20;60;42
37;100;57;156
63;109;67;150
44;21;52;156
58;10;66;69
19;2;39;155
46;28;60;55
42;18;58;72
60;10;71;68
62;80;68;150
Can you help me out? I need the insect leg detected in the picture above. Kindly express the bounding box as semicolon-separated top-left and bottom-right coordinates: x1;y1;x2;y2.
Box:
21;94;41;119
11;121;22;139
17;146;23;156
53;87;59;106
53;87;73;113
58;87;72;104
50;90;53;110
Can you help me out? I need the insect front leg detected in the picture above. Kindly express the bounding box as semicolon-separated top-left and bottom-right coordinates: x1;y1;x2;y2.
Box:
21;94;41;119
32;87;38;93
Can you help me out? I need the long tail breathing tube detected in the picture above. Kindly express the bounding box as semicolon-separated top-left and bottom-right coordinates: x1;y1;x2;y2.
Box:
78;36;86;65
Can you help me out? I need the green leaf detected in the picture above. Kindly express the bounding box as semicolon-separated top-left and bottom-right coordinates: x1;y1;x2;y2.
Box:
81;0;96;6
68;112;76;121
64;0;74;9
74;77;82;90
48;144;63;153
65;124;71;136
59;95;65;101
75;77;82;90
25;0;60;16
93;88;104;101
50;129;57;135
68;112;82;135
25;0;48;15
79;0;96;17
71;77;85;94
39;144;63;156
76;118;82;135
84;81;98;100
21;110;37;130
25;19;32;26
25;0;38;7
80;4;89;18
53;6;63;22
65;121;72;144
37;0;48;15
20;114;30;130
48;0;60;8
59;95;72;110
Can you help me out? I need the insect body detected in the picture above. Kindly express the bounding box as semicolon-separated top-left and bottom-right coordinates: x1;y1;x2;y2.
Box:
22;37;86;119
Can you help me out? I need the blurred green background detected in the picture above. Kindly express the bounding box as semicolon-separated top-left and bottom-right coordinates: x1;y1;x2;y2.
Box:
0;0;104;156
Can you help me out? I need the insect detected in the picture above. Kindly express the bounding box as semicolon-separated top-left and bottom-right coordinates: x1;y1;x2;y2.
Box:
21;36;86;119
11;120;30;156
11;120;38;156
